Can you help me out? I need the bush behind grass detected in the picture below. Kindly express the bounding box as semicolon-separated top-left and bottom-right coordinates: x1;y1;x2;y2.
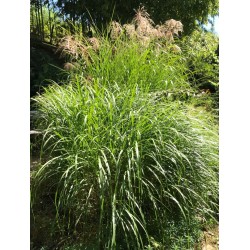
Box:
179;29;219;92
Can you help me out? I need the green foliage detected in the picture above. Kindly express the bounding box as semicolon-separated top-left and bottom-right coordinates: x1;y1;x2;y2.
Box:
145;218;202;250
180;29;219;91
85;39;189;93
55;0;218;34
31;1;219;43
31;35;218;249
31;1;73;43
30;46;64;97
31;16;219;249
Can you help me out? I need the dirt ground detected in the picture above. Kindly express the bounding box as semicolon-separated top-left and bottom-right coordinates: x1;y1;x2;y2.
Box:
200;225;219;250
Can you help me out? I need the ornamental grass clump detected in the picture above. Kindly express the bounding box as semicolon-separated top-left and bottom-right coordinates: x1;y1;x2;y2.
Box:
62;32;190;96
31;6;218;249
93;41;187;91
31;77;218;248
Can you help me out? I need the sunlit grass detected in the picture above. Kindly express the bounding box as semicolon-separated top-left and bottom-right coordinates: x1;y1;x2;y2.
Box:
31;25;218;249
31;79;218;249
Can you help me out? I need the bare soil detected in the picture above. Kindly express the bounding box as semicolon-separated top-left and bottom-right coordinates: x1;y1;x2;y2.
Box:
200;225;219;250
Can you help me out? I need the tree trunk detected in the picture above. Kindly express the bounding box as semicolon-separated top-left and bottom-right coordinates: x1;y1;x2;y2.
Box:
39;0;44;41
31;6;34;32
48;2;53;43
36;3;41;38
50;24;54;44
